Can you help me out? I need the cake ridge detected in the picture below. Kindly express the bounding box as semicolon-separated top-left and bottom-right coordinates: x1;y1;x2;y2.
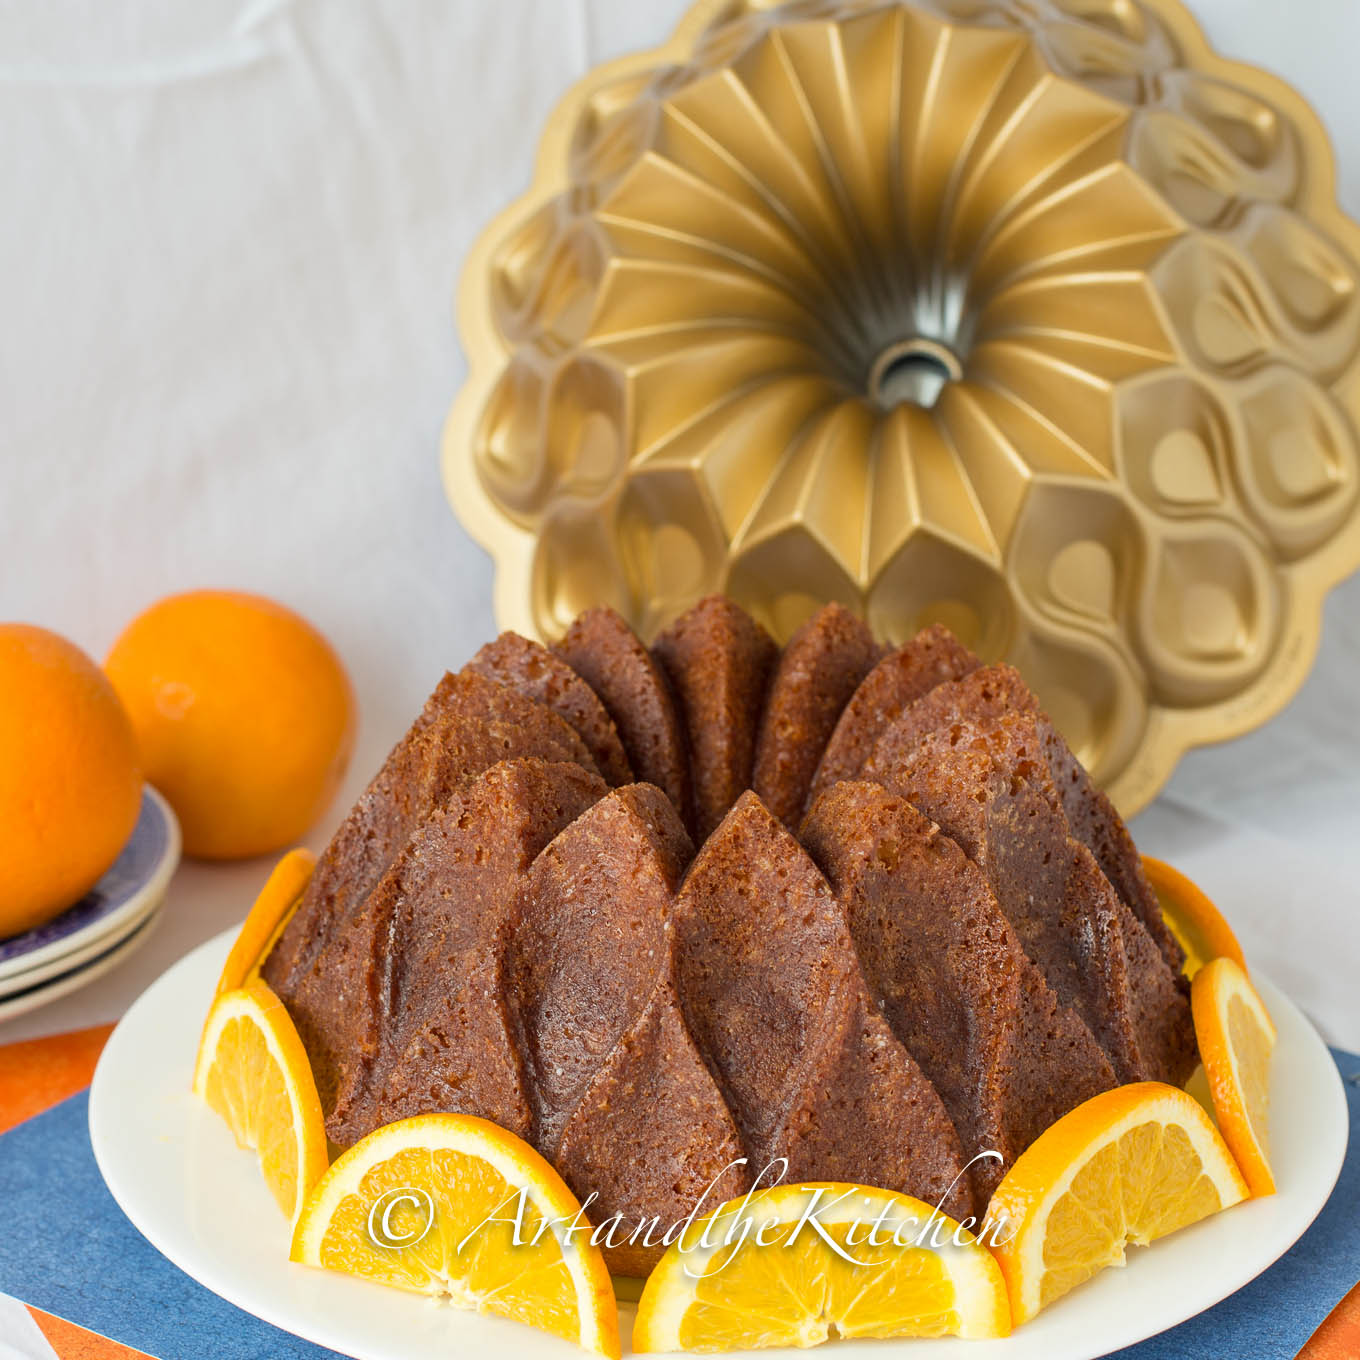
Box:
651;595;778;840
863;662;1185;974
262;668;600;1000
862;713;1196;1087
324;756;607;1147
802;779;1119;1208
554;605;690;820
470;630;633;786
670;790;974;1224
751;601;883;829
804;622;981;813
506;781;693;1154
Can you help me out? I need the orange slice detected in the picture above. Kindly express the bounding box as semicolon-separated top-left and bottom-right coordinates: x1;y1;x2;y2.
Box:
988;1082;1248;1325
192;978;328;1222
214;848;315;994
1142;855;1246;978
1192;956;1278;1196
291;1113;619;1358
633;1182;1010;1352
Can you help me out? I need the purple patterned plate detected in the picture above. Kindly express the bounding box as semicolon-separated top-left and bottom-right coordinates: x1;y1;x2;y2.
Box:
0;786;180;983
0;906;167;1022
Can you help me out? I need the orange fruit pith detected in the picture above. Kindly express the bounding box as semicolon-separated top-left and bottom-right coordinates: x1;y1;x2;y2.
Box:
105;590;356;861
194;978;329;1221
1192;957;1277;1197
0;624;144;936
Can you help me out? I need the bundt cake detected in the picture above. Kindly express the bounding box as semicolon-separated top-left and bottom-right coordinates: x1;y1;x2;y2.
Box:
261;594;1195;1274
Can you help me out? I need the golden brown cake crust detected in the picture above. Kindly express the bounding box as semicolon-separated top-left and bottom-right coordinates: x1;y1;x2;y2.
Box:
751;602;883;829
865;716;1197;1088
470;631;632;786
262;671;463;1000
554;606;690;819
652;596;778;839
804;780;1117;1208
1038;727;1186;976
556;978;751;1277
806;624;980;813
671;791;974;1223
507;783;691;1153
868;663;1185;974
269;596;1198;1251
325;758;607;1147
263;668;597;998
511;786;746;1278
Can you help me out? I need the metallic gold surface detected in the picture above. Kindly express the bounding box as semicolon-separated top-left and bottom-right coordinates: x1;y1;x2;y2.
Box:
442;0;1360;814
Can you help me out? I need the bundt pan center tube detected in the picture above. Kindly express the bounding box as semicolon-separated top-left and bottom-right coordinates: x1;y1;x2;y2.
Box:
262;594;1196;1276
442;0;1360;816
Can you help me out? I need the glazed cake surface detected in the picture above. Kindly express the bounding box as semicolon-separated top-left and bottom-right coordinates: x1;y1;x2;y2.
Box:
261;595;1194;1271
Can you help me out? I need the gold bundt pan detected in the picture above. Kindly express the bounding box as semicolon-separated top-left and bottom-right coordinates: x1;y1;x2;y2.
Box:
442;0;1360;815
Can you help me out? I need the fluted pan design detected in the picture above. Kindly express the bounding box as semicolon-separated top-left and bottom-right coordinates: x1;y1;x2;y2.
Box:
444;0;1360;812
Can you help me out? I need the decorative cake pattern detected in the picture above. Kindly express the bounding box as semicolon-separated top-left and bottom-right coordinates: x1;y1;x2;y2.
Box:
262;594;1196;1273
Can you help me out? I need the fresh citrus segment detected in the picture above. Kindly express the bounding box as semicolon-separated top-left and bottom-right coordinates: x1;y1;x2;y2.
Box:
214;849;316;994
192;979;328;1222
1142;855;1246;978
1192;956;1278;1196
633;1183;1010;1352
988;1082;1248;1324
291;1114;619;1358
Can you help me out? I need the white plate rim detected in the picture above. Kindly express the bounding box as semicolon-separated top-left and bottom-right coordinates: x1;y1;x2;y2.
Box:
89;929;1349;1360
0;905;167;1024
0;888;166;998
0;786;181;983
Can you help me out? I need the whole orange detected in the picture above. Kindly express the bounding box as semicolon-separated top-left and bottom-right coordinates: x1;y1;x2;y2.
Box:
105;591;356;861
0;625;144;936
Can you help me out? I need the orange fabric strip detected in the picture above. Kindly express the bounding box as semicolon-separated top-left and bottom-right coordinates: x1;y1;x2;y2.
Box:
29;1305;155;1360
0;1024;114;1135
1297;1280;1360;1360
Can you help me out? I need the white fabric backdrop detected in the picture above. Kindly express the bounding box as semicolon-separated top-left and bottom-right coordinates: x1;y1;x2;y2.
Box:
0;0;1357;1048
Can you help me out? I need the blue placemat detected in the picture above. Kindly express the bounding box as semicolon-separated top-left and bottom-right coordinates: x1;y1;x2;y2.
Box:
0;1055;1355;1360
0;1089;346;1360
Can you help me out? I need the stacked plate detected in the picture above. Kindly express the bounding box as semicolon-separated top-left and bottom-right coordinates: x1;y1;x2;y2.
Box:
0;787;181;1023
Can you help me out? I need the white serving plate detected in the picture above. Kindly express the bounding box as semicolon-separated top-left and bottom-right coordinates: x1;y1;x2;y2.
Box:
91;931;1346;1360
